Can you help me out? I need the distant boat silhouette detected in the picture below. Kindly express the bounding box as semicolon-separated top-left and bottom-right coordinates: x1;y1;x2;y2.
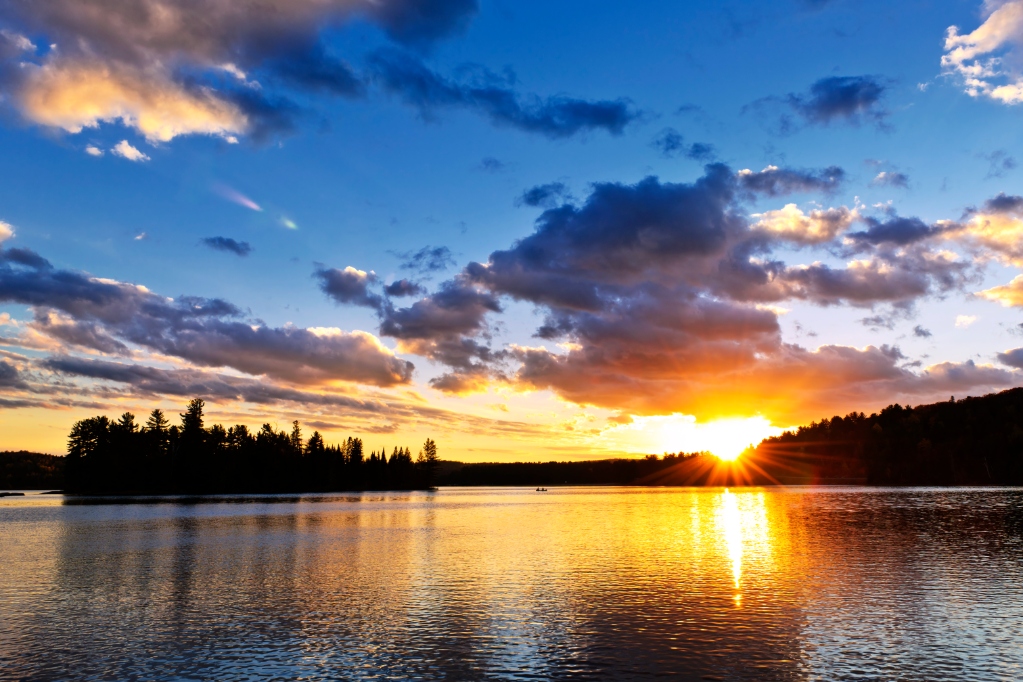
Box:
535;487;548;492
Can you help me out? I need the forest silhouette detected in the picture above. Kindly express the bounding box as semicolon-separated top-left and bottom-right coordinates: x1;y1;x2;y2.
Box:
4;388;1023;492
62;399;439;494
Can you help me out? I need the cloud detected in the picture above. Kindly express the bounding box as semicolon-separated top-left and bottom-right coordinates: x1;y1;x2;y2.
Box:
478;156;505;173
977;274;1023;307
366;163;992;417
651;127;716;161
749;75;888;133
111;139;149;162
368;49;640;138
0;245;413;386
316;266;383;310
20;61;248;142
942;1;1023;104
950;199;1023;265
788;75;887;126
84;145;103;157
847;215;941;246
997;347;1023;368
394;245;456;273
0;0;479;141
517;182;571;208
201;237;252;256
736;165;845;196
384;279;425;297
0;221;13;244
213;183;262;211
955;314;978;328
0;359;24;387
914;325;933;338
871;171;909;188
751;204;857;245
982;150;1017;178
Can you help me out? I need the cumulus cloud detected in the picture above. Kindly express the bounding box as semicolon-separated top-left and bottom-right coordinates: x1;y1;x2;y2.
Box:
752;204;857;244
951;197;1023;264
20;61;248;142
0;0;488;141
368;49;640;138
201;237;251;256
0;245;413;386
111;140;150;161
316;266;383;310
943;1;1023;104
998;347;1023;368
0;221;13;244
914;325;933;338
977;274;1023;306
84;145;103;157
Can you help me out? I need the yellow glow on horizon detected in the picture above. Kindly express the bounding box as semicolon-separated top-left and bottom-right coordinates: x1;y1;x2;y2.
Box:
605;414;783;460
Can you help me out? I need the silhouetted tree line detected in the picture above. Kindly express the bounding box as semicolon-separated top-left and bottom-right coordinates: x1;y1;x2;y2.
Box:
753;387;1023;485
0;451;64;490
438;452;705;486
65;398;440;494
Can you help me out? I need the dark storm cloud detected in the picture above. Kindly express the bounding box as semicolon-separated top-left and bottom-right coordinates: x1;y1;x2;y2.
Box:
315;266;383;310
517;182;571;208
0;246;413;386
998;348;1023;369
736;164;845;197
650;127;716;161
384;279;425;297
201;237;252;256
847;216;941;246
368;49;640;138
395;245;456;273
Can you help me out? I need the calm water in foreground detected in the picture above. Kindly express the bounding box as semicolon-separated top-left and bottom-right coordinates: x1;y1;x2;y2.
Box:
1;487;1022;681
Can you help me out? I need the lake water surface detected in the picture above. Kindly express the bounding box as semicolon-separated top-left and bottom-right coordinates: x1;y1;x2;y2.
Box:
1;487;1022;681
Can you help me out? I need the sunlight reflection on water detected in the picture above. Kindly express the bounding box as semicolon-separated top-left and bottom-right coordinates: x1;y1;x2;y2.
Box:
1;487;1022;680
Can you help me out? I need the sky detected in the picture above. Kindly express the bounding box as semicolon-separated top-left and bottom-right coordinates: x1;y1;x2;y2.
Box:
2;0;1023;460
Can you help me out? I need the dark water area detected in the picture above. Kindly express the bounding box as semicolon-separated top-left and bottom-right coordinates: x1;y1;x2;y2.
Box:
1;487;1022;681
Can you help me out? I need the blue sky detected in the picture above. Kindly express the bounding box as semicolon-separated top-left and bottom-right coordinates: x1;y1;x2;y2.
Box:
2;0;1023;458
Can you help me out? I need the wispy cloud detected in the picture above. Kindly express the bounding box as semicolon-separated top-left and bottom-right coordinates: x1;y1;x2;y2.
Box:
213;183;262;211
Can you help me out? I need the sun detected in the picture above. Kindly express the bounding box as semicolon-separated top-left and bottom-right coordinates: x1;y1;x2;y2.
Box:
658;416;782;461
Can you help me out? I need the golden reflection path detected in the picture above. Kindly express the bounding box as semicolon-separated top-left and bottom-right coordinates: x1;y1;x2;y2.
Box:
715;488;773;608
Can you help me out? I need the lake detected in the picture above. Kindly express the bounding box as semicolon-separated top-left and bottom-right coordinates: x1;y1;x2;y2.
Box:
1;487;1022;680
